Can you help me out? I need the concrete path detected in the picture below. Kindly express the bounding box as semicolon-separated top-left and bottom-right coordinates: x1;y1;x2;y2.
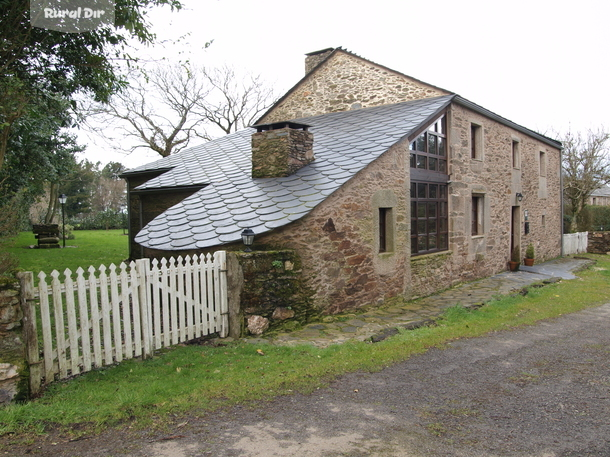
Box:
242;257;593;348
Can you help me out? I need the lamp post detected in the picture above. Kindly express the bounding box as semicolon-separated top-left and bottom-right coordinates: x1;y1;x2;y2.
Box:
241;228;255;252
58;194;67;248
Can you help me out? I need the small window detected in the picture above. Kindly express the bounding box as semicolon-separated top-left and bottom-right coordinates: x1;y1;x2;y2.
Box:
512;140;520;168
379;207;393;253
541;215;546;228
471;123;482;159
379;208;388;252
539;151;547;176
471;195;483;236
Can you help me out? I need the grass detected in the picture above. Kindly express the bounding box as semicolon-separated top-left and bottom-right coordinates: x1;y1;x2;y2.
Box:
1;254;609;442
3;230;129;276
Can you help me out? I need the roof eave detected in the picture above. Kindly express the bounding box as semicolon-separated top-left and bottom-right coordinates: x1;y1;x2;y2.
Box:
453;96;562;149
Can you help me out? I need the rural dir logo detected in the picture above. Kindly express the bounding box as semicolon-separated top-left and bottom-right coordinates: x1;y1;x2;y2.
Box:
30;0;115;33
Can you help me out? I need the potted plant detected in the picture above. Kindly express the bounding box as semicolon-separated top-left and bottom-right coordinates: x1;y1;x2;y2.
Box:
508;246;520;271
524;243;535;266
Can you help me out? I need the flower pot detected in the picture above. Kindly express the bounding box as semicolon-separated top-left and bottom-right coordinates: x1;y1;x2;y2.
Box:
508;261;520;271
524;258;535;267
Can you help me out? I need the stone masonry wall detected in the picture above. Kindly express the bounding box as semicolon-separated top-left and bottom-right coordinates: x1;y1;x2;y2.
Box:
588;231;610;254
260;50;449;124
0;279;24;404
258;140;411;314
408;104;562;296
236;250;317;335
252;128;314;178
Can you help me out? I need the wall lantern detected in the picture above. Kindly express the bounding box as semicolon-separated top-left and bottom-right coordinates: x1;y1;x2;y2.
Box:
58;194;67;248
241;228;255;252
516;192;524;202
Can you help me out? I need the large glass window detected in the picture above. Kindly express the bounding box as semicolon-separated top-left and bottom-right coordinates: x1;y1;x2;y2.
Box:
409;116;447;174
409;114;449;256
411;182;448;255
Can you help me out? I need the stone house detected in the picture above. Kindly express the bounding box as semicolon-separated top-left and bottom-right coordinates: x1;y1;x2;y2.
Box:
589;186;610;206
122;48;562;314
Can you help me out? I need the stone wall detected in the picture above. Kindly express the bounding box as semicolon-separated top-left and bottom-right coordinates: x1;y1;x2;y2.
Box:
252;127;314;178
260;50;449;124
0;278;24;404
235;250;317;335
257;102;562;313
588;231;610;254
258;140;411;314
409;103;562;293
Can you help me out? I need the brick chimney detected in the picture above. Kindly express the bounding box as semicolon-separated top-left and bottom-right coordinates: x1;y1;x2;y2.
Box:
251;122;314;178
305;48;335;74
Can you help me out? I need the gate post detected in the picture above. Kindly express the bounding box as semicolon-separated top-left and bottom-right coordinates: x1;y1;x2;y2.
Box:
17;271;41;397
224;252;244;339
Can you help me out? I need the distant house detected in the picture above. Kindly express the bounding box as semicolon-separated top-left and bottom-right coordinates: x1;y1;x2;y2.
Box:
122;48;562;314
589;186;610;206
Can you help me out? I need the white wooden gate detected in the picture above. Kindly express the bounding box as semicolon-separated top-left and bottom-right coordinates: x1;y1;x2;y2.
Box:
21;252;228;392
563;231;588;255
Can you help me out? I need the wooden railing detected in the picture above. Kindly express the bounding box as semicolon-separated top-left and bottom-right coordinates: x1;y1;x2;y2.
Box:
20;252;228;395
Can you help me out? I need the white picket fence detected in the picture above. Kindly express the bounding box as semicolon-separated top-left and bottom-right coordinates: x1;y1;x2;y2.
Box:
563;231;588;255
23;252;228;390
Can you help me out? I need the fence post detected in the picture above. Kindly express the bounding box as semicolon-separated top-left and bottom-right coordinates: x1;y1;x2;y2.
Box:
215;251;229;338
17;271;41;397
224;252;244;339
136;258;153;359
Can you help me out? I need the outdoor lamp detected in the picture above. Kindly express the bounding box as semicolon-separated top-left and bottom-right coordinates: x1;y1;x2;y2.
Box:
58;194;67;248
516;192;524;202
241;228;255;252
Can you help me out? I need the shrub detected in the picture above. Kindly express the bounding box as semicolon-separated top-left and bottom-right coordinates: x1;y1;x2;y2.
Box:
71;210;126;231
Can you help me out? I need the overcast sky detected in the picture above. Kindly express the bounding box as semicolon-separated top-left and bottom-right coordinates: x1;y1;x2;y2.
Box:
82;0;610;168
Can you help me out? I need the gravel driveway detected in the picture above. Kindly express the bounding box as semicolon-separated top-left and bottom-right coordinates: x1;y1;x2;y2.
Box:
10;302;610;457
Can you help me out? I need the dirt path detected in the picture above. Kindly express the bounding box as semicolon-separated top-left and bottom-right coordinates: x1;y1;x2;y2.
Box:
9;303;610;457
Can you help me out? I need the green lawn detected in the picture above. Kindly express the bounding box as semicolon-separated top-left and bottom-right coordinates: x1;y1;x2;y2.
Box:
3;230;129;276
1;254;609;442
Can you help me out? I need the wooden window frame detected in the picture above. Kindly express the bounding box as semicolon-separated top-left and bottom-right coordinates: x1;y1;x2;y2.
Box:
410;181;449;256
471;195;483;236
379;207;389;253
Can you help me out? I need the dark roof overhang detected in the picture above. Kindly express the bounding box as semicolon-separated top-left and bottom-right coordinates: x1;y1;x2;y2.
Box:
129;184;207;195
453;96;562;149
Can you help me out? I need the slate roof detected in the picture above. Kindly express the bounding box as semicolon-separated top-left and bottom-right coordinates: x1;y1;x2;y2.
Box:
125;95;455;251
591;186;610;197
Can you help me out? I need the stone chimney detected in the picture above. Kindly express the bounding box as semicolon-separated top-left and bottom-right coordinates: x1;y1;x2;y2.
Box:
251;122;314;178
305;48;335;74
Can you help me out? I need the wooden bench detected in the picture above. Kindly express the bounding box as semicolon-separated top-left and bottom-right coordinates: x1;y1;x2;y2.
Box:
33;224;60;249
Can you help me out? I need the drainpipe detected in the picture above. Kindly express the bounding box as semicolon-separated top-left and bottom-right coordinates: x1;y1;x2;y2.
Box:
125;182;133;260
560;145;564;256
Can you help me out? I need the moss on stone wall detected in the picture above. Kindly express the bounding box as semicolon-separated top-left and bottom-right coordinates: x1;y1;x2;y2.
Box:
0;279;26;404
237;250;318;333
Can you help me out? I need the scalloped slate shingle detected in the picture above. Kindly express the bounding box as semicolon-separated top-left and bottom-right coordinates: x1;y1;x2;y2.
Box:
125;95;454;250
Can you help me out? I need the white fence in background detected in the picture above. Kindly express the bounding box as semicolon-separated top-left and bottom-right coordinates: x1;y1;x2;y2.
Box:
22;252;228;391
563;232;588;255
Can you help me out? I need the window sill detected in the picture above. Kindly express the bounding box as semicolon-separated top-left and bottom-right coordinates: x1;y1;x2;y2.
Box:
410;250;452;261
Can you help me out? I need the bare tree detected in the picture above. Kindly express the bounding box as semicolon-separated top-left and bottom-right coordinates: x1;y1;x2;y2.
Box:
86;64;211;157
197;65;277;134
562;128;610;232
86;63;278;158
